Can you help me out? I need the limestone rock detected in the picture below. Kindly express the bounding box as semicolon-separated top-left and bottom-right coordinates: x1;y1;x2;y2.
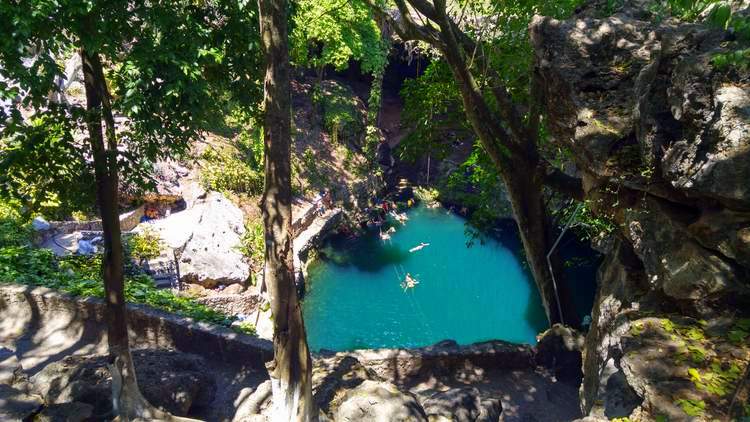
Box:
136;191;250;287
313;355;380;416
422;387;501;422
179;192;250;287
0;384;43;421
232;381;272;422
35;402;94;422
31;350;216;417
222;283;246;295
623;197;745;302
196;292;262;317
532;4;750;419
333;380;427;422
535;324;584;384
32;216;51;231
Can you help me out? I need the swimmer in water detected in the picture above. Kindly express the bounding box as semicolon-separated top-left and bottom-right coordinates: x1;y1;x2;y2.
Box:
390;211;408;222
409;242;430;253
401;273;419;291
379;230;391;241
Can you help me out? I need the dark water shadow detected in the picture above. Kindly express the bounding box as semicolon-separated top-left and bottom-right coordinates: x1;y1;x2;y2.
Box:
480;218;601;329
316;230;410;273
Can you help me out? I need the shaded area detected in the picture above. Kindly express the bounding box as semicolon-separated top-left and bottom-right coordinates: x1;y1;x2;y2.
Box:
0;284;270;421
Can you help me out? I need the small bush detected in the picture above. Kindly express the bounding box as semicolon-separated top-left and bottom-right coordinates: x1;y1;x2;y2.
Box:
299;147;330;190
125;227;163;262
200;146;264;195
317;82;364;145
0;202;30;247
239;219;265;265
233;321;257;335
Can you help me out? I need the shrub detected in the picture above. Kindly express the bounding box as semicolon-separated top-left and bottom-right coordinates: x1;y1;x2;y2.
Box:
317;82;364;145
239;219;265;266
233;321;257;335
125;227;163;262
0;202;30;248
200;146;264;195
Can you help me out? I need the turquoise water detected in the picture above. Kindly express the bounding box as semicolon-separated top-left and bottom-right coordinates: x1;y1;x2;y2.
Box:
302;205;549;352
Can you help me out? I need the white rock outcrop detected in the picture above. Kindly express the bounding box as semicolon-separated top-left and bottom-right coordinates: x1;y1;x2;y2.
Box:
136;191;249;287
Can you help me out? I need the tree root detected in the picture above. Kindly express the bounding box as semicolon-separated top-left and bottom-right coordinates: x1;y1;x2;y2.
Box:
109;356;203;422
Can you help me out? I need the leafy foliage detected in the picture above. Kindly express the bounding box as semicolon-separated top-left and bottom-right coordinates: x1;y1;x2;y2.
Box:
124;227;163;262
316;81;365;145
201;111;265;196
200;145;264;195
675;398;706;417
0;202;30;247
727;318;750;344
0;203;240;329
399;61;467;163
396;0;583;235
441;142;513;238
239;219;265;267
643;316;750;418
0;0;263;216
290;0;388;75
0;109;96;219
233;321;258;335
554;199;617;241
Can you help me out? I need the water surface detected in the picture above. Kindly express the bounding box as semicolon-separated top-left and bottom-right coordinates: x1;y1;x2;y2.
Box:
303;205;549;352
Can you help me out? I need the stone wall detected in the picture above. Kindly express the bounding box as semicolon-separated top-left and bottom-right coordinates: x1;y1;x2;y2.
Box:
0;284;273;369
328;339;537;382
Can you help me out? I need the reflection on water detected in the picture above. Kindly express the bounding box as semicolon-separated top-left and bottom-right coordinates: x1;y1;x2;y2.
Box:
303;205;551;352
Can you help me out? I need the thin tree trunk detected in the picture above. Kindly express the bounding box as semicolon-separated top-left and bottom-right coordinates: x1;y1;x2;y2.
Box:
80;47;198;422
258;0;315;420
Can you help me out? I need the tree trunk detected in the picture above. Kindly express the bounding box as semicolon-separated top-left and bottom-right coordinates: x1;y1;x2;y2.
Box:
80;48;199;422
436;25;577;326
503;162;579;326
258;0;316;420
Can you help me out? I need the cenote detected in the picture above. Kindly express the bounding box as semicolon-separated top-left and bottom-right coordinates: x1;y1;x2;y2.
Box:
302;205;575;352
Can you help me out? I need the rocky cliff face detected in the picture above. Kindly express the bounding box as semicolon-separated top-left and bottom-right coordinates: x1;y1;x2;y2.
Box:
531;2;750;420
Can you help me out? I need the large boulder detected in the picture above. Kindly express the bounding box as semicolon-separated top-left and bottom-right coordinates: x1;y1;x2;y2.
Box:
30;350;216;418
313;355;381;416
333;380;428;422
422;387;502;422
179;192;250;287
535;324;584;384
136;191;250;287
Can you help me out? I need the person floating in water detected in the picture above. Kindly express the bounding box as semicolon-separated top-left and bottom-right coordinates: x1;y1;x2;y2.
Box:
379;230;391;241
409;242;430;253
401;273;419;291
390;211;408;223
